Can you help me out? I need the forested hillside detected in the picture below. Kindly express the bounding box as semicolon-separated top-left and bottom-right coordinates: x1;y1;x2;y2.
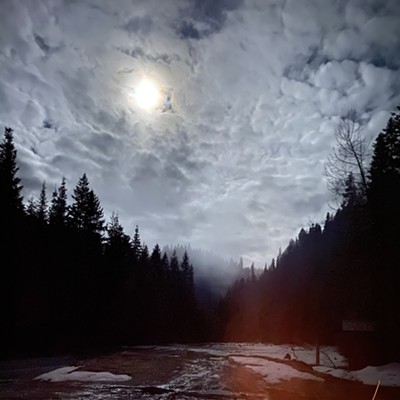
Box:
0;127;202;357
220;108;400;362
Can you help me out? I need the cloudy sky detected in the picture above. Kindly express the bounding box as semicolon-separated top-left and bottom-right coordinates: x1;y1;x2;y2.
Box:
1;0;400;266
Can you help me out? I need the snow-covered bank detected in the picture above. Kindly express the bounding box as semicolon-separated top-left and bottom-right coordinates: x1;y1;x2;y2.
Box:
231;356;324;384
159;343;348;369
164;343;399;387
314;363;400;387
34;366;131;382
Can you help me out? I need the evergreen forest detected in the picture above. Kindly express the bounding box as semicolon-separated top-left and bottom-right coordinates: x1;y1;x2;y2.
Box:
1;108;400;363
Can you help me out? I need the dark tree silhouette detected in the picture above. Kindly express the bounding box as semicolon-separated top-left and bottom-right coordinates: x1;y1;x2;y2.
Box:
368;107;400;360
181;251;194;297
0;127;24;218
37;181;48;224
0;128;208;355
49;177;68;226
69;173;104;236
26;196;37;218
132;225;142;261
150;243;163;281
170;250;179;280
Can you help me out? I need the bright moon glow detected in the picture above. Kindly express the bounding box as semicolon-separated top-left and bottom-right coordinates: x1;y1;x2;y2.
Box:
134;78;161;111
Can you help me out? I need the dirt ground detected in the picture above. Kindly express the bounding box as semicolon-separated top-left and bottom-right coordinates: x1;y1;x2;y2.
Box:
1;345;399;399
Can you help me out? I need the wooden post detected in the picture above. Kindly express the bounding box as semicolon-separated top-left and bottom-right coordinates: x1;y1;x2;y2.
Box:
372;380;380;400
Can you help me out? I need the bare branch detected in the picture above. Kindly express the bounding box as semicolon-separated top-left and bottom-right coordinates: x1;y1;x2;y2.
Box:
323;112;370;206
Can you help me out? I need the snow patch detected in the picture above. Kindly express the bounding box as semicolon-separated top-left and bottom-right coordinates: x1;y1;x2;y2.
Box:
313;363;400;387
34;366;131;383
231;356;324;384
353;363;400;387
184;343;348;368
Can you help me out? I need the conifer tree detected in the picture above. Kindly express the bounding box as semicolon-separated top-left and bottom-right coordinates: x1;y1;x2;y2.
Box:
49;177;68;225
139;244;150;274
368;107;400;248
106;212;131;258
150;244;163;280
69;173;104;236
37;181;48;224
161;252;169;278
132;225;142;261
342;173;360;208
0;127;24;218
367;107;400;357
250;262;256;281
26;196;37;218
369;108;400;212
180;251;194;293
107;213;126;242
170;250;179;280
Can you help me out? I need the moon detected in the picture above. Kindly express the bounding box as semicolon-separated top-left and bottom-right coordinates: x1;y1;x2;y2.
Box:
134;78;162;111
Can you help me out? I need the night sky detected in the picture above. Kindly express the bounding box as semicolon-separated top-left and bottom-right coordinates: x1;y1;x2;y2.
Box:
1;0;400;266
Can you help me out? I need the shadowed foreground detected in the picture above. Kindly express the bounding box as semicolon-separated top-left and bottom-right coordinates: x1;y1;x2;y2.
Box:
1;344;399;400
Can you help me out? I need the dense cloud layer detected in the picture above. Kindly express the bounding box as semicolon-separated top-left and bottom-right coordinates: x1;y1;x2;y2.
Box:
1;0;399;266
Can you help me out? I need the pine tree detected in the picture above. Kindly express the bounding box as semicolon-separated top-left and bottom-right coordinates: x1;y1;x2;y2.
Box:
170;250;179;280
37;181;48;223
367;107;400;357
26;196;38;218
161;252;169;278
107;213;125;242
342;172;360;208
69;173;104;236
106;213;131;254
180;251;194;294
132;225;142;261
0;127;24;218
151;243;162;262
369;108;400;211
139;244;149;270
276;247;282;268
250;262;256;281
150;244;163;280
49;177;68;225
368;107;400;242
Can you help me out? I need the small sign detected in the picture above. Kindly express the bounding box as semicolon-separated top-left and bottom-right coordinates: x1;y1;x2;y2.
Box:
342;320;376;332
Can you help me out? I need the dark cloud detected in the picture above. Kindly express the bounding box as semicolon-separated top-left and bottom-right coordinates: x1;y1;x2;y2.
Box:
118;46;181;65
177;21;203;40
177;0;243;39
123;16;153;35
34;34;50;53
191;0;243;26
42;119;55;129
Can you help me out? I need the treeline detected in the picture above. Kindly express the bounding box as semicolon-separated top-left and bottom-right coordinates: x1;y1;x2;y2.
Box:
163;244;243;306
220;108;400;362
0;127;201;357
